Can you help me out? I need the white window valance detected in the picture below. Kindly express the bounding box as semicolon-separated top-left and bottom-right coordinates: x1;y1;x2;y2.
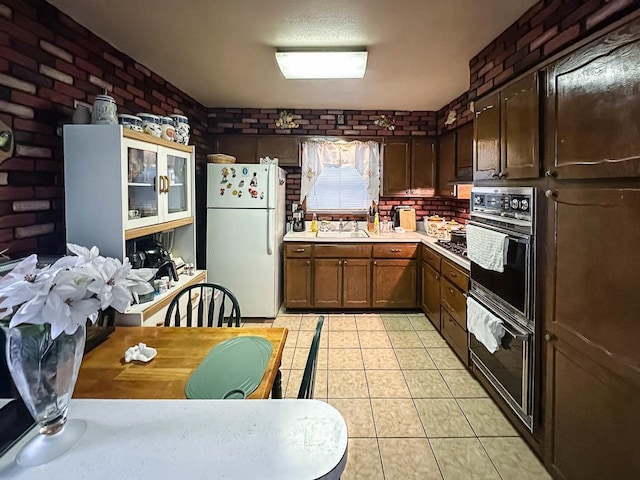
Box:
300;140;380;206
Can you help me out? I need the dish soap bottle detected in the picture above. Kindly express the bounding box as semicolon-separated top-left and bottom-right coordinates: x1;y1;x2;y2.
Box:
311;213;318;232
374;211;379;234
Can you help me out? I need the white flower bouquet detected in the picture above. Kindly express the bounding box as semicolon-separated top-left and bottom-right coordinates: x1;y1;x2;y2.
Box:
0;244;155;338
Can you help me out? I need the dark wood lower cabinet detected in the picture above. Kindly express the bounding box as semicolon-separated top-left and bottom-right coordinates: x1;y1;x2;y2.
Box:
372;259;417;308
313;259;342;308
284;258;312;308
342;259;371;308
546;338;640;480
421;261;441;330
441;309;468;365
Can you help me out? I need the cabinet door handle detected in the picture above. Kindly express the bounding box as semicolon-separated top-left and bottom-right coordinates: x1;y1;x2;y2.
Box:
498;172;507;180
293;248;306;252
449;271;457;277
338;261;342;265
306;260;310;265
448;288;454;295
343;260;348;265
165;175;171;193
435;275;439;280
156;321;164;327
545;170;557;177
161;175;168;193
490;172;499;179
373;261;377;265
390;248;401;253
544;333;553;342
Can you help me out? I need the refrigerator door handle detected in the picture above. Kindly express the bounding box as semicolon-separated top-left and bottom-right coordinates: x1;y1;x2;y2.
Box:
266;166;273;255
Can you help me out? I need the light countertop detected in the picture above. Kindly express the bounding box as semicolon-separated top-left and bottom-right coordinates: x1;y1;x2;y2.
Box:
0;399;348;480
284;230;470;270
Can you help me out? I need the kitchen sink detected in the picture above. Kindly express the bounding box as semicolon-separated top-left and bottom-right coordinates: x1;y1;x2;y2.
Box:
316;230;370;238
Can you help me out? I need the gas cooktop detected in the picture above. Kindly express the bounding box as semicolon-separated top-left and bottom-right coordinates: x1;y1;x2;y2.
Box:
436;241;467;258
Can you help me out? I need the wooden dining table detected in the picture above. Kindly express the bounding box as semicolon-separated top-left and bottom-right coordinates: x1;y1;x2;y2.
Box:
74;327;288;400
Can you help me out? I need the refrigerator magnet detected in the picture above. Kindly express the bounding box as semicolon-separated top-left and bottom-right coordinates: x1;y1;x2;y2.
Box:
237;190;242;198
220;188;225;195
250;173;258;187
221;167;229;181
260;192;264;199
249;188;257;198
232;190;238;196
241;167;248;176
227;182;232;188
239;180;244;187
230;167;236;177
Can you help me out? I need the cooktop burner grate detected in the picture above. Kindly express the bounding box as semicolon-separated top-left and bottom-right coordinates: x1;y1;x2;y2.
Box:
436;241;467;258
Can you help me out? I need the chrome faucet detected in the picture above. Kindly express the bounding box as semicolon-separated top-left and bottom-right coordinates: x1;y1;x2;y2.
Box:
351;220;358;232
338;218;345;232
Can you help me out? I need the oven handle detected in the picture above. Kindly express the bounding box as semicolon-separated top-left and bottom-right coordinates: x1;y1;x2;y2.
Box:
468;220;532;242
468;292;531;338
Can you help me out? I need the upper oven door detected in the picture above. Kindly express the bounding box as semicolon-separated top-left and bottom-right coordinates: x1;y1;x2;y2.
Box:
469;220;533;327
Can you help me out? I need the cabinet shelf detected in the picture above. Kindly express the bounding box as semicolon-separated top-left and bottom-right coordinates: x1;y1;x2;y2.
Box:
128;182;154;187
125;216;194;240
123;128;194;153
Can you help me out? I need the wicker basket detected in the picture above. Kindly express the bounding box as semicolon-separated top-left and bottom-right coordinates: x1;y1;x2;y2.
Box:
207;154;236;164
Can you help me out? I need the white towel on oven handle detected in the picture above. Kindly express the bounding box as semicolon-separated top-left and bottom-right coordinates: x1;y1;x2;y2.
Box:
466;224;509;273
467;296;505;353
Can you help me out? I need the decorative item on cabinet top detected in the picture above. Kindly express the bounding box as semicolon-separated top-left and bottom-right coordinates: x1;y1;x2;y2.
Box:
275;110;299;129
373;114;395;130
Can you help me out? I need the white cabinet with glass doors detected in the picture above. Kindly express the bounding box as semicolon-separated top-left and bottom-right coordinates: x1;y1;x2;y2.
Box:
124;137;193;230
63;125;196;264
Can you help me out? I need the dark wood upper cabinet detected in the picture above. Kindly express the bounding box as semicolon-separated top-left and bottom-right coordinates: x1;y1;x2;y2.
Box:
474;72;540;182
455;122;473;181
256;136;300;166
545;16;640;180
410;138;436;193
501;72;540;180
214;135;258;164
437;131;456;197
473;92;501;181
382;139;411;196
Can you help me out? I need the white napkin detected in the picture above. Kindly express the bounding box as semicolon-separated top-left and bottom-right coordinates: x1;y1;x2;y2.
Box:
124;343;157;363
466;224;509;273
467;297;505;353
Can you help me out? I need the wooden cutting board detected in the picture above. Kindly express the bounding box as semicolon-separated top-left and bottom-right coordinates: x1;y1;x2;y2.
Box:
399;208;416;231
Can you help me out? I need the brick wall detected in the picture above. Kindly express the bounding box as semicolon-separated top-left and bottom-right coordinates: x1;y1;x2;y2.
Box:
208;108;438;137
468;0;639;102
0;0;208;259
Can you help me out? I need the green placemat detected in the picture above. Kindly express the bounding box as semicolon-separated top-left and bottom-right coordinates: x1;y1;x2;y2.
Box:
185;336;273;400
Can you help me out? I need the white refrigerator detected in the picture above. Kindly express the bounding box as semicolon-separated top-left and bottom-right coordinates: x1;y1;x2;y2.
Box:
206;163;287;318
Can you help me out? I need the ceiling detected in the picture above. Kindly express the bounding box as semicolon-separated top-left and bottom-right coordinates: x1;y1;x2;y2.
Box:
48;0;538;111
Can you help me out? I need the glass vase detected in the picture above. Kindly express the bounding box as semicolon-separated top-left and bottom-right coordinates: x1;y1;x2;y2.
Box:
2;322;87;467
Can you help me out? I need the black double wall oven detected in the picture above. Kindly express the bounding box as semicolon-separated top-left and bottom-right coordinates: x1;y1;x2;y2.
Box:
468;187;536;431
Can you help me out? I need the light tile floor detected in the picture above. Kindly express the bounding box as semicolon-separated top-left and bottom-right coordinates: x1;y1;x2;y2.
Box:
243;312;551;480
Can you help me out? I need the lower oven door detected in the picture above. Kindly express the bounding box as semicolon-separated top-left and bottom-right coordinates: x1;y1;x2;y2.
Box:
469;303;533;430
469;220;533;327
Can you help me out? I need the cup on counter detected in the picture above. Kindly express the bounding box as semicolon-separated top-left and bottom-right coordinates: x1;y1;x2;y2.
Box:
128;209;140;220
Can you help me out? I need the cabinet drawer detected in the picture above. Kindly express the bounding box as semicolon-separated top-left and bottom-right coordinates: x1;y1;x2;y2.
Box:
422;245;442;272
441;258;469;292
441;309;469;366
440;278;467;329
315;244;372;258
373;243;418;259
285;243;312;258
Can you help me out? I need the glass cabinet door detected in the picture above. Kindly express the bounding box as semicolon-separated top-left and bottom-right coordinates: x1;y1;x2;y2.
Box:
126;141;159;226
164;149;191;220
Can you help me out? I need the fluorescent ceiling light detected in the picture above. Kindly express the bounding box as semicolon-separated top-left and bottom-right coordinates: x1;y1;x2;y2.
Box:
275;49;368;79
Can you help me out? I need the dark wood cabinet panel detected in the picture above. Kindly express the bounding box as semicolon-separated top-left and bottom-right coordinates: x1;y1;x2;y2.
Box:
473;92;501;181
456;122;473;180
315;244;371;258
441;258;469;293
372;243;418;259
284;258;312;308
501;72;540;180
545;339;640;480
545;16;640;180
544;185;640;479
437;131;456;197
382;139;411;196
343;259;371;308
285;243;312;258
422;245;442;272
313;259;342;308
256;136;300;166
372;259;417;308
421;261;441;331
411;138;436;193
441;309;469;366
214;135;258;164
440;278;467;330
